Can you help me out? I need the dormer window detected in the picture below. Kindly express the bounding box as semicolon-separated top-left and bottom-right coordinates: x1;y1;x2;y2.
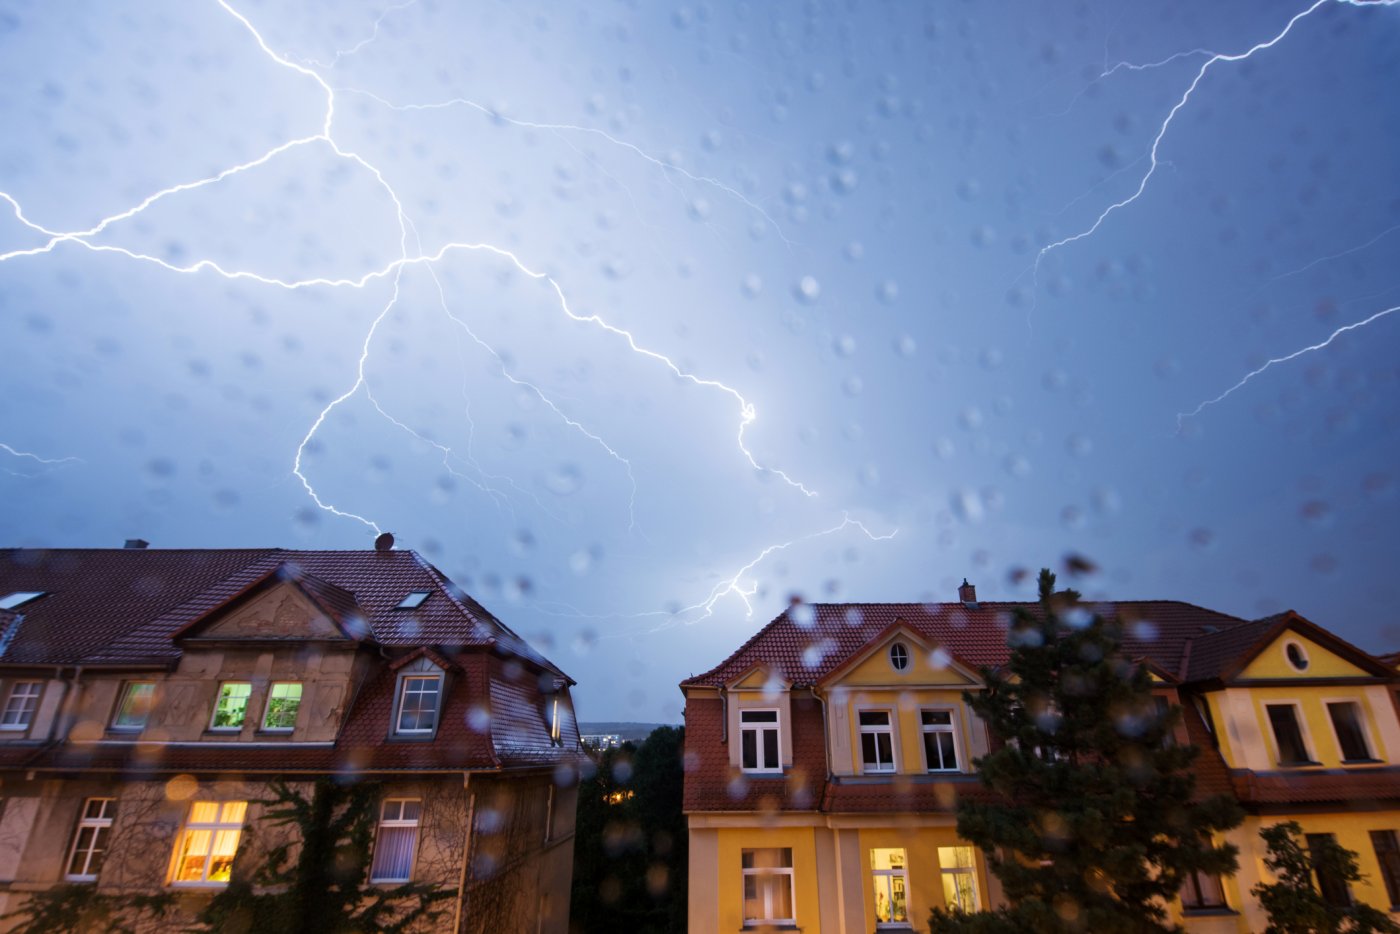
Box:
396;592;430;610
111;682;155;731
740;709;781;773
889;643;910;672
395;675;442;735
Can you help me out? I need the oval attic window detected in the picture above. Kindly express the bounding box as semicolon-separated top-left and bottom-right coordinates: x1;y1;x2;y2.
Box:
889;643;910;671
1285;642;1309;671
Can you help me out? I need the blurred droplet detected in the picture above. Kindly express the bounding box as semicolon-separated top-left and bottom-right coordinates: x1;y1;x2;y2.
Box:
794;276;821;304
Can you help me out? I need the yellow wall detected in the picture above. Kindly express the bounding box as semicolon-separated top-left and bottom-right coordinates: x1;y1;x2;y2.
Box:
714;826;820;932
1239;632;1370;680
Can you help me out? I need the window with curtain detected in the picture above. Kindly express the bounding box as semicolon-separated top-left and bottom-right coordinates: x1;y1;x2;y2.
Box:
1326;701;1372;762
1306;833;1353;908
938;846;980;913
1265;704;1312;765
395;675;441;734
741;847;794;925
171;801;246;884
112;681;155;730
370;798;422;883
1370;830;1400;908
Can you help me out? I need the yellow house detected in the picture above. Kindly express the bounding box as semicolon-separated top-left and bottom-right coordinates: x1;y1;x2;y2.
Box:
681;587;1400;933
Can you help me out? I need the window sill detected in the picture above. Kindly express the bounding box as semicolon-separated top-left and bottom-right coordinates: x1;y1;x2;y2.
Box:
1181;906;1236;917
253;729;295;738
1340;758;1384;766
1276;760;1322;768
741;926;798;932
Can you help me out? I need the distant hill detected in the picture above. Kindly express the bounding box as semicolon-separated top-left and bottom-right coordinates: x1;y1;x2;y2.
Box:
578;722;678;743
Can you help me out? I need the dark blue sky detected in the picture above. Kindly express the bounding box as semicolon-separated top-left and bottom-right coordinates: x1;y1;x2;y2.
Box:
2;0;1397;720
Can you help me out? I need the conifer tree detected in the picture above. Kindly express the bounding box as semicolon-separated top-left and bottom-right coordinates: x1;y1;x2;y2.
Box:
1252;821;1400;934
929;569;1243;934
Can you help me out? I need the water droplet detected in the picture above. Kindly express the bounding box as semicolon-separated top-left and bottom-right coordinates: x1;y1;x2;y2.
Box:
894;335;917;356
876;280;899;304
794;276;821;304
741;273;762;297
546;463;583;495
834;334;857;357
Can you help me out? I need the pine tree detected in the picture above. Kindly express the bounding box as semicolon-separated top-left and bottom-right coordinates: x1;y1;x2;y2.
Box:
929;569;1244;934
1252;821;1400;934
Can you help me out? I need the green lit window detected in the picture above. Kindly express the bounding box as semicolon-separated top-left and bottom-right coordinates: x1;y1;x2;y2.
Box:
210;682;252;730
262;682;302;731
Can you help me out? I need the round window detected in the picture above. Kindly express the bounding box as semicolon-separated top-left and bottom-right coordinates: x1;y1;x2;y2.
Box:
1285;642;1309;671
889;642;910;671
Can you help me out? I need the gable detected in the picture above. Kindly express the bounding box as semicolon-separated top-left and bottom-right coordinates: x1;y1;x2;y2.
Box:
196;582;348;641
829;630;978;688
1237;629;1371;680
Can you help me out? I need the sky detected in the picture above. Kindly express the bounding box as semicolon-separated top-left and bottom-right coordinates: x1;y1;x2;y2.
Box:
1;0;1398;722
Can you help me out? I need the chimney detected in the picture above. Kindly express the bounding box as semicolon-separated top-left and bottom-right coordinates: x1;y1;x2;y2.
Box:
124;539;149;550
958;578;978;607
374;532;395;552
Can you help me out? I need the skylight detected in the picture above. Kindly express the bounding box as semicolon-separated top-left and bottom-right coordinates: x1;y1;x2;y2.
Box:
396;591;430;610
0;592;45;611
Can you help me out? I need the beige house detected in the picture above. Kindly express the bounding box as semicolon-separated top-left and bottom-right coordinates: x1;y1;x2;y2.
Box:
0;543;582;932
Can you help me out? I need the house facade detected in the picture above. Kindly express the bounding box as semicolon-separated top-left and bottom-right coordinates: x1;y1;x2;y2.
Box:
682;583;1400;933
0;544;583;932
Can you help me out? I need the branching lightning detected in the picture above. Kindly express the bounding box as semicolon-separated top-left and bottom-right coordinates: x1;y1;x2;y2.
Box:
1177;303;1400;427
303;0;417;70
0;0;819;536
1033;0;1400;417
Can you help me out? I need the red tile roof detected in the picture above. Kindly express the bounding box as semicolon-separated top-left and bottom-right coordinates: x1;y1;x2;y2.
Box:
0;548;583;778
1230;767;1400;807
682;600;1250;689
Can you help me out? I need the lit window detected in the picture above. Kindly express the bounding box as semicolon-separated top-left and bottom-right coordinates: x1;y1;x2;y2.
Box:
262;682;302;731
549;696;562;744
938;846;980;912
860;710;896;773
210;682;252;730
1181;848;1228;912
740;709;781;772
1369;830;1400;908
921;710;959;772
1326;701;1372;762
172;801;246;885
0;681;42;730
396;675;442;734
1265;704;1313;765
742;848;794;925
396;591;430;610
1306;833;1353;908
889;643;910;671
370;799;422;882
0;592;44;610
65;798;116;882
870;848;909;926
112;682;155;730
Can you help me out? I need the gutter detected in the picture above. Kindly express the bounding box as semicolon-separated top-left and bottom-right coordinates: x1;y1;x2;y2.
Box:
453;773;476;934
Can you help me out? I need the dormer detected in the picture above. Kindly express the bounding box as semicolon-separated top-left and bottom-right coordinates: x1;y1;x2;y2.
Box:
388;648;457;740
726;664;793;774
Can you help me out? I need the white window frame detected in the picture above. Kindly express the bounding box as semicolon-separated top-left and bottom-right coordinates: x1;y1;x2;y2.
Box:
920;708;961;772
169;801;247;887
1264;700;1316;766
394;674;443;736
0;681;42;731
261;681;303;732
739;708;782;773
741;847;795;926
65;797;116;882
871;848;911;928
111;681;155;731
858;708;898;774
1323;698;1374;763
888;642;910;672
209;681;253;731
370;798;422;883
938;846;982;913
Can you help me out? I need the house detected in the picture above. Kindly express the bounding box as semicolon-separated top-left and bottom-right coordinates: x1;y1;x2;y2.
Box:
0;543;583;933
681;581;1400;933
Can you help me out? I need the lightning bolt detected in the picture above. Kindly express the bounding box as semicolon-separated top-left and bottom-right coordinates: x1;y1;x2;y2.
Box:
1036;0;1398;277
0;0;818;536
0;442;81;478
303;0;417;70
1177;303;1400;427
